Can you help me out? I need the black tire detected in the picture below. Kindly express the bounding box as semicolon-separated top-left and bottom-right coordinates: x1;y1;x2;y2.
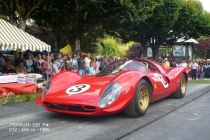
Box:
124;79;151;117
171;74;187;99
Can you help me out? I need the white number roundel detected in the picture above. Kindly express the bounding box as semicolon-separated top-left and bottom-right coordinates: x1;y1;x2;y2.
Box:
66;84;90;95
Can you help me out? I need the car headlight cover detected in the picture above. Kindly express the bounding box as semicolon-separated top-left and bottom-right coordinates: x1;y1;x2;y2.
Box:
42;82;52;96
98;82;122;108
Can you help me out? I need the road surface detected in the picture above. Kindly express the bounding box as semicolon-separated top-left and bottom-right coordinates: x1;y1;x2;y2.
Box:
0;84;210;140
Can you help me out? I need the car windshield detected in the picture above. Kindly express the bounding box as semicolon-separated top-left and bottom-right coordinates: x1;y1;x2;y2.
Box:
96;60;149;77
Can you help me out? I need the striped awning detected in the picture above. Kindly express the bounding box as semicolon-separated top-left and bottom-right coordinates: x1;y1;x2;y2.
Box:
0;19;51;52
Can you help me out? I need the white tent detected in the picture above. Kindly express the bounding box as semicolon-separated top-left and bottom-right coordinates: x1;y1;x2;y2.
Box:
185;38;199;44
0;19;51;51
176;38;199;44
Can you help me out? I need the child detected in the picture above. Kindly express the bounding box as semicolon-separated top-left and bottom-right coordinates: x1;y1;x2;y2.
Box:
86;62;95;75
71;65;77;73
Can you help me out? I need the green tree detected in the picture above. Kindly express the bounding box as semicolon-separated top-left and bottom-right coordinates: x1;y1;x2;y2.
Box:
0;0;43;30
32;0;157;53
172;0;204;39
98;37;123;57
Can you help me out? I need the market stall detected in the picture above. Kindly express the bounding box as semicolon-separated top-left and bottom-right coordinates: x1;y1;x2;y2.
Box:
0;19;50;95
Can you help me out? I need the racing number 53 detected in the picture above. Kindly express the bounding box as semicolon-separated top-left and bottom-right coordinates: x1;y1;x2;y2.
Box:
66;84;90;95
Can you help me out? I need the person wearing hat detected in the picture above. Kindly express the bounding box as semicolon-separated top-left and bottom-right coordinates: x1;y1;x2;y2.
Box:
162;58;170;68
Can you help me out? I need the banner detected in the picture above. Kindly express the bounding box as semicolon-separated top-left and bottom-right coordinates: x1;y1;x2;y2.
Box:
172;45;185;56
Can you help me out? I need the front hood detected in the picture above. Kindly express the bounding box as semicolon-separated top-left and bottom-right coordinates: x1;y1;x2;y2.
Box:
43;76;113;105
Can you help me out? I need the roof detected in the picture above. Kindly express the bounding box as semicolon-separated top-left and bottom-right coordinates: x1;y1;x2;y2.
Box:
0;19;51;52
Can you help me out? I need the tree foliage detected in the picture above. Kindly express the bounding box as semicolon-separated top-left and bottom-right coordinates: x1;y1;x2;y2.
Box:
0;0;43;30
126;44;141;58
97;37;123;57
194;37;210;59
0;0;210;58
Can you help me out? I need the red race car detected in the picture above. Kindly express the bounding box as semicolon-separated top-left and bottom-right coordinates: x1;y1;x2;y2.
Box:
36;59;189;117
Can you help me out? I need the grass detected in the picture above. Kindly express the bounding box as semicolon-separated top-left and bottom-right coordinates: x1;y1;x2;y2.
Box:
188;79;210;84
0;92;41;106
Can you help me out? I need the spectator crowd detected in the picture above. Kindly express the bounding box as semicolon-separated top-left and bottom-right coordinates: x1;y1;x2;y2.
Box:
0;51;122;80
161;58;210;80
0;50;210;81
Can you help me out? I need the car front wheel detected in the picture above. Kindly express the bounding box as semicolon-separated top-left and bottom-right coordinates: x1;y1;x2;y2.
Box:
124;79;151;117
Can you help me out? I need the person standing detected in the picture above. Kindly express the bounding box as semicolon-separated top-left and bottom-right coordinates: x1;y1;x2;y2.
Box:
71;55;78;71
162;58;170;68
43;56;52;80
191;60;198;80
86;62;95;75
100;57;109;71
77;53;86;76
84;53;91;67
95;58;101;73
56;53;63;69
26;54;34;73
199;64;205;80
180;60;187;68
52;59;60;76
15;52;26;67
204;61;210;78
34;54;44;74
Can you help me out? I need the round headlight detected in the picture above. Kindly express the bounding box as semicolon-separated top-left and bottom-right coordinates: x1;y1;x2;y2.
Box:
98;82;122;108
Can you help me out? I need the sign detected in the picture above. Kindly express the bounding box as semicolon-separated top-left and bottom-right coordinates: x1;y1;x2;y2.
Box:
147;47;152;57
172;45;185;56
25;76;36;84
188;45;192;60
17;74;37;84
17;75;26;84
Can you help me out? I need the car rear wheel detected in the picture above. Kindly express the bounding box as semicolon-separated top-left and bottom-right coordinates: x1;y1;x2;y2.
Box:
124;79;151;117
171;74;187;99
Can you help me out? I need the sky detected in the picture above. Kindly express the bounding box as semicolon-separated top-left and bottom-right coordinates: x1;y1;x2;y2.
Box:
199;0;210;12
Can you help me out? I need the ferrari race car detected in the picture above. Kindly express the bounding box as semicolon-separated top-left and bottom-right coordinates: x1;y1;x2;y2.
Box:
36;59;189;117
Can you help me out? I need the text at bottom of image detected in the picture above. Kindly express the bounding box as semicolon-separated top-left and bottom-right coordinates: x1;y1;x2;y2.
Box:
9;122;50;132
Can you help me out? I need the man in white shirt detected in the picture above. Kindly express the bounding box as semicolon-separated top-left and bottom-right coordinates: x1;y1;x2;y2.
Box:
191;60;198;80
84;53;91;67
180;60;187;68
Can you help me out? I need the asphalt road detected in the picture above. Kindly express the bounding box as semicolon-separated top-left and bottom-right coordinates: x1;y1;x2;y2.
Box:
0;84;210;140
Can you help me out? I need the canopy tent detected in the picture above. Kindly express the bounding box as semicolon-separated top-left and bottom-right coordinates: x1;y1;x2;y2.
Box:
60;44;72;55
176;38;199;44
185;38;199;44
0;19;51;52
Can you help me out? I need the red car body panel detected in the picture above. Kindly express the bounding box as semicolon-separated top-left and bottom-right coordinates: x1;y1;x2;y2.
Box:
37;59;189;116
